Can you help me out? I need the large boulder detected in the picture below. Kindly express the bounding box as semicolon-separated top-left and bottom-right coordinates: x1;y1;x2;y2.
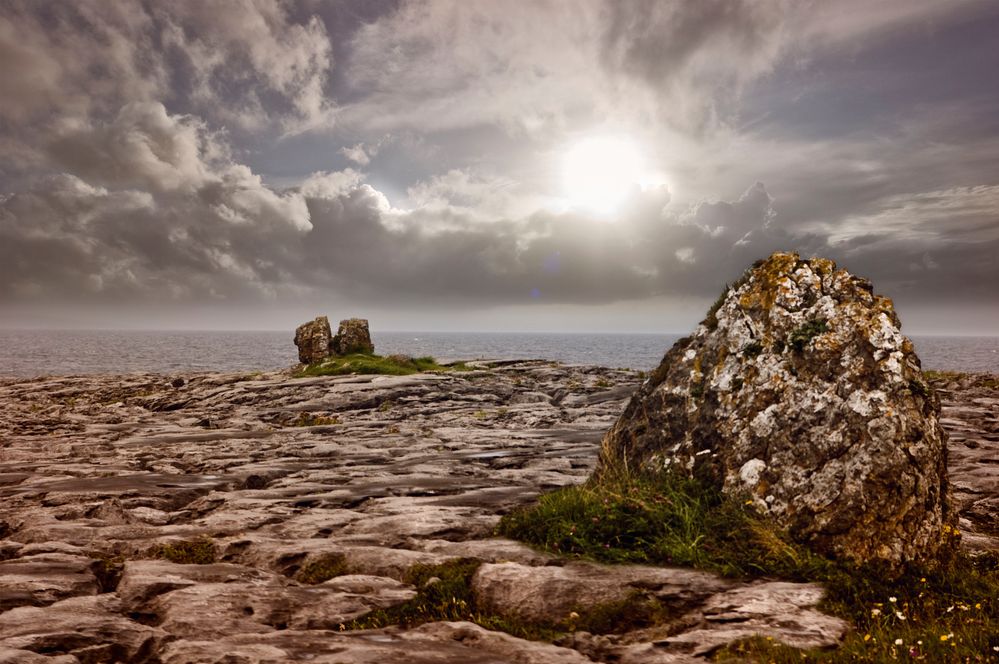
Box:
332;318;374;355
294;316;333;364
598;252;956;569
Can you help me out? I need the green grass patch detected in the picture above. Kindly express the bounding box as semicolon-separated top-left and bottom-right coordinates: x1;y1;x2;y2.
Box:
497;471;826;580
295;553;349;585
788;318;829;352
296;353;472;377
347;558;485;630
717;555;999;661
923;369;964;384
499;471;999;661
147;537;217;564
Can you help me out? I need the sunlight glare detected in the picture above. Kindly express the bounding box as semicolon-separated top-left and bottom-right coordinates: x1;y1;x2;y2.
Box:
562;136;644;216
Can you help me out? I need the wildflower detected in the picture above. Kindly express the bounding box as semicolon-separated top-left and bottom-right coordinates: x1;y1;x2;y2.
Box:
863;634;871;642
744;499;753;505
946;605;954;613
895;611;906;620
975;602;982;609
568;611;580;620
870;608;881;616
920;577;926;583
888;596;897;603
894;639;903;646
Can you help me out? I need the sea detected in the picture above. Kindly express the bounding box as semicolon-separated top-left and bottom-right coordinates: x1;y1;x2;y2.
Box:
0;330;997;378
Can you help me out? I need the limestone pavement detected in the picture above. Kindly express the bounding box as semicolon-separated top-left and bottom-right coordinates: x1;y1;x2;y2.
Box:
0;361;994;662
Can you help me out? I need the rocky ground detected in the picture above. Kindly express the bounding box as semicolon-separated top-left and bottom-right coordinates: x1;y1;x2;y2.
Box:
0;361;995;663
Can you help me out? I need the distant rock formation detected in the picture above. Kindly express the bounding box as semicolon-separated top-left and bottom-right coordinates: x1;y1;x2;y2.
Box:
598;252;957;569
332;318;374;355
294;316;375;364
294;316;333;364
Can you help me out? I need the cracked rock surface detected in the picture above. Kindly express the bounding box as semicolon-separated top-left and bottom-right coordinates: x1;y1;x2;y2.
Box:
0;357;994;662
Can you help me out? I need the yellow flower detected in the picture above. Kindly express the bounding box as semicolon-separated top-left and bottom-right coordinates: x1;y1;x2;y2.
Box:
975;602;982;609
863;634;871;642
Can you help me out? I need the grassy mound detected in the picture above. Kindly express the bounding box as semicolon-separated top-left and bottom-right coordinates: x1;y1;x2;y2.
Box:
296;353;471;377
498;471;999;662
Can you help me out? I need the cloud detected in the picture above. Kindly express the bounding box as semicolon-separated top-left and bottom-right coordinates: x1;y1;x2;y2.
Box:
1;0;997;331
0;103;312;304
0;0;334;142
338;0;797;135
339;144;371;165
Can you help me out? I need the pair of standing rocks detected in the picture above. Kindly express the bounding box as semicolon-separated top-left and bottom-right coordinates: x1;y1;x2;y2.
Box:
294;316;374;365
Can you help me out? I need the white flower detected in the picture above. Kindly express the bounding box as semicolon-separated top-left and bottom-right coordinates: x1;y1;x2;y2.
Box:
888;596;897;603
895;611;906;620
894;639;903;645
870;608;881;616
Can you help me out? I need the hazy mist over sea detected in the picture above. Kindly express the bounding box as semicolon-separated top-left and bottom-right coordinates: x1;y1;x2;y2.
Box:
0;330;996;378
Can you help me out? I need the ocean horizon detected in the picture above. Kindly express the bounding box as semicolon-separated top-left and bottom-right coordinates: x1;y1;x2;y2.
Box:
1;329;997;378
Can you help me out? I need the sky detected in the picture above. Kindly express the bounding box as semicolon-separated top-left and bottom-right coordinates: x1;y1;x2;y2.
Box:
1;0;997;334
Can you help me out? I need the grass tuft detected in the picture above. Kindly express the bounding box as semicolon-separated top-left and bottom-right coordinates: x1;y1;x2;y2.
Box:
497;470;826;580
147;537;217;565
295;553;349;585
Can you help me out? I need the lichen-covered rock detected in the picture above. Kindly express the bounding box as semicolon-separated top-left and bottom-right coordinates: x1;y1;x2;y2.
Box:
598;252;957;569
332;318;374;355
294;316;333;364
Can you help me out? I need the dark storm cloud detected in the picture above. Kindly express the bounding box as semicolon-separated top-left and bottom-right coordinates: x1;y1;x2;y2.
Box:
0;0;997;331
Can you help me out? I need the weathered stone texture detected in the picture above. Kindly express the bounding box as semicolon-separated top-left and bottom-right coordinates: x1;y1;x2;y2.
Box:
293;316;333;364
332;318;374;355
0;351;994;660
599;251;957;568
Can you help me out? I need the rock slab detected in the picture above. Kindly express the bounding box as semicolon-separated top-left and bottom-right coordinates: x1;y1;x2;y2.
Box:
599;252;956;568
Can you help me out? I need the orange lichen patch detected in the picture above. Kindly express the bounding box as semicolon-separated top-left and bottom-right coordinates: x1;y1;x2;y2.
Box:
738;252;799;312
874;295;895;315
809;257;836;277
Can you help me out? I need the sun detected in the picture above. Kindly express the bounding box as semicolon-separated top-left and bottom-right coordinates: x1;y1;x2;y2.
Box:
561;136;644;216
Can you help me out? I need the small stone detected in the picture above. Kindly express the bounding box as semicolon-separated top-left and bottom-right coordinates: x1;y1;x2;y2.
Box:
170;377;185;388
332;318;374;356
294;316;334;364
